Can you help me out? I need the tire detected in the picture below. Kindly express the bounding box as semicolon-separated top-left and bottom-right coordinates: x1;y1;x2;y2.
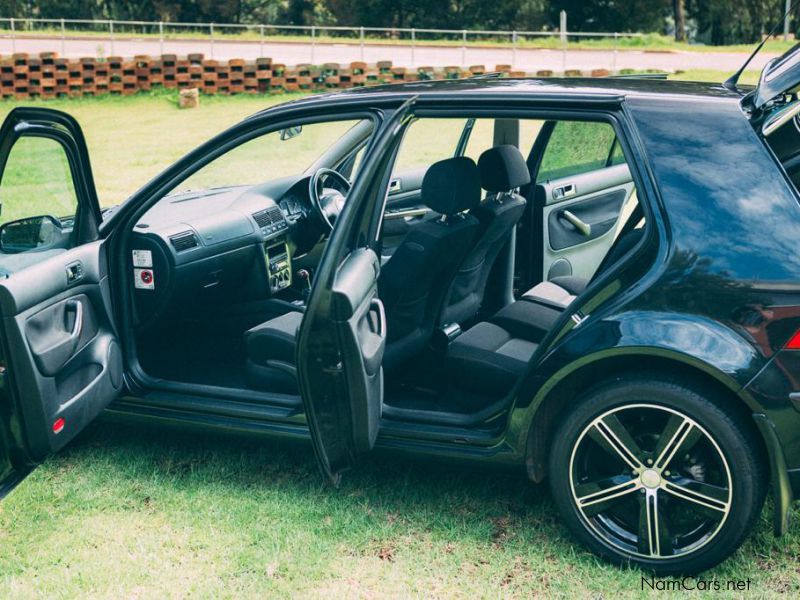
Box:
547;375;767;575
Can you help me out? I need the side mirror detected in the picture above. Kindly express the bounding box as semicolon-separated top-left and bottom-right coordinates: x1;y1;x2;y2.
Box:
280;125;303;141
0;215;63;254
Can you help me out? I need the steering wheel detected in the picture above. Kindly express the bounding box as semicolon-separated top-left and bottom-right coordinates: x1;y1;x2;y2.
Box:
309;168;351;231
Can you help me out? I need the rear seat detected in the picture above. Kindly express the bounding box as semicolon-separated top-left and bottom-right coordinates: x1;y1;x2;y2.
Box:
446;321;537;399
492;227;646;343
445;227;645;398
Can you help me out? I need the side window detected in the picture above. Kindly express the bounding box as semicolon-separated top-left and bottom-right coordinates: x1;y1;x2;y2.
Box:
0;136;79;255
608;139;626;166
536;121;617;182
392;118;468;173
462;119;496;162
465;118;544;164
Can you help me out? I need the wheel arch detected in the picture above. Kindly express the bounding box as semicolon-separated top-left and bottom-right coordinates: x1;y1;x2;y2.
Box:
522;351;768;486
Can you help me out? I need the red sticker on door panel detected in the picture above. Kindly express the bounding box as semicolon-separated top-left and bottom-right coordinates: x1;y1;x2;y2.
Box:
134;268;155;290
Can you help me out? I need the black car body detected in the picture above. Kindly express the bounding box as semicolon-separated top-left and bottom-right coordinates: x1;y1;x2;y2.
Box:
2;58;800;574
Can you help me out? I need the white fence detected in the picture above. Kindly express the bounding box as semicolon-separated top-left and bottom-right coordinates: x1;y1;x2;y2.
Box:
0;17;645;70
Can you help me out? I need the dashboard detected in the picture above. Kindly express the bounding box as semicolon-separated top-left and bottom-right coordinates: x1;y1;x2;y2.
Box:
128;175;317;326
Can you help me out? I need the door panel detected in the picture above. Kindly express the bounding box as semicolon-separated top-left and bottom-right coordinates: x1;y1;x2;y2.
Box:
298;97;414;484
538;163;635;281
382;166;432;257
331;248;385;453
0;240;122;460
0;107;118;496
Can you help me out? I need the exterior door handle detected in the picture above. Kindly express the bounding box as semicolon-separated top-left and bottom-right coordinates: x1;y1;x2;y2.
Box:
560;210;592;237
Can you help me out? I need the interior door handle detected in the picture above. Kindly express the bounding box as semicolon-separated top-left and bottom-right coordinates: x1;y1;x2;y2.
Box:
559;210;592;237
361;297;386;377
65;299;83;338
31;299;84;376
368;297;385;337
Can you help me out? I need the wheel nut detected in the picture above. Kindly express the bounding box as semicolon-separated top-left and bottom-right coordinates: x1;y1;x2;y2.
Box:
664;470;671;477
646;458;653;465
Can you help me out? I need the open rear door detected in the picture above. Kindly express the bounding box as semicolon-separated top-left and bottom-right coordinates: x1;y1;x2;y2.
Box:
0;108;123;497
297;98;415;484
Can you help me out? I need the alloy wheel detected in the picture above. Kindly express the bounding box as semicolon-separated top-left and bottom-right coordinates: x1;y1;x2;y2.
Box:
568;403;732;560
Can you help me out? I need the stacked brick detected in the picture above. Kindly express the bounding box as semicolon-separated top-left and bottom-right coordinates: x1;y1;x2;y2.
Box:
0;52;613;100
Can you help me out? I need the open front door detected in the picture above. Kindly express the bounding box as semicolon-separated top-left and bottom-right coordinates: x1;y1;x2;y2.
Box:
297;98;415;484
0;108;123;497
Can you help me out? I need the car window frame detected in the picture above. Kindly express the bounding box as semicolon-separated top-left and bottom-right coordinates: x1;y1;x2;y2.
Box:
106;105;385;401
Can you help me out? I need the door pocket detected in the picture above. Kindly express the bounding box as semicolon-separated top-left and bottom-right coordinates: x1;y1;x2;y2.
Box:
24;294;98;377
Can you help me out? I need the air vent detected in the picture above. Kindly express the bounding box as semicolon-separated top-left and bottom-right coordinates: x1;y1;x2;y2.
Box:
169;230;199;252
252;207;284;228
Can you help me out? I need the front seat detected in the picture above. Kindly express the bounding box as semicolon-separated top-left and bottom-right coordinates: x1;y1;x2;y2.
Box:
244;155;482;391
379;156;482;369
440;145;530;326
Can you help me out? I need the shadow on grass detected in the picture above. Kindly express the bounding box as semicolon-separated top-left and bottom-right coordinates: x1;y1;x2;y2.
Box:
30;415;797;594
64;416;555;538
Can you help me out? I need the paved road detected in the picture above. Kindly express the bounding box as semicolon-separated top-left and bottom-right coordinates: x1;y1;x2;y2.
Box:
0;34;777;73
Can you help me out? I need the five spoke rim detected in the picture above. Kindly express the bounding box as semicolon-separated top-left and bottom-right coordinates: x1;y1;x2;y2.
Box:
569;404;732;560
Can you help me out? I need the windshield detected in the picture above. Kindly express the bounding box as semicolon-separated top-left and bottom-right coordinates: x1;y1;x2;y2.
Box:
168;119;371;197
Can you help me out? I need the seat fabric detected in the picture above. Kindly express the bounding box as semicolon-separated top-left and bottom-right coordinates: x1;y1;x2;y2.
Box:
245;310;302;364
491;300;561;343
441;145;530;326
380;156;482;369
502;228;647;343
446;321;536;398
244;156;483;392
243;310;303;393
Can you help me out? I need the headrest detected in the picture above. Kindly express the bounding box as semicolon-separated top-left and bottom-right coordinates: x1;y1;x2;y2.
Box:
478;145;531;192
421;156;481;216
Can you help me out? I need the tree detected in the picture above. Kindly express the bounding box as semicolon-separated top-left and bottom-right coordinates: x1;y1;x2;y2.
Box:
673;0;686;41
548;0;671;33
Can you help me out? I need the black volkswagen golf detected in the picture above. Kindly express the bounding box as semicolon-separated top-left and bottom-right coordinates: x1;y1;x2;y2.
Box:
1;51;800;575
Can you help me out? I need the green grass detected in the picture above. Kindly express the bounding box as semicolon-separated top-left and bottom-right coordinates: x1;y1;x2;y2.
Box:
1;421;798;598
1;83;797;597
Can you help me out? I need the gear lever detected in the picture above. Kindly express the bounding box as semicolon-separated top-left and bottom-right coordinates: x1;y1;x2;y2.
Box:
296;269;312;302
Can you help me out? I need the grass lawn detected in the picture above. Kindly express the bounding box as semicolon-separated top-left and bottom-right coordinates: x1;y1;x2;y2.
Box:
1;73;798;598
1;421;798;599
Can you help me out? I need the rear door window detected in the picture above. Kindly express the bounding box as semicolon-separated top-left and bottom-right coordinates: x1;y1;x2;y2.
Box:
536;121;617;182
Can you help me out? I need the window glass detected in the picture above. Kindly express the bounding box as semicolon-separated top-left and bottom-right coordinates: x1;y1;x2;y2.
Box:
172;119;367;195
609;139;626;166
0;136;79;226
537;121;617;182
519;121;543;159
462;119;495;162
393;118;467;173
0;136;79;259
463;119;544;165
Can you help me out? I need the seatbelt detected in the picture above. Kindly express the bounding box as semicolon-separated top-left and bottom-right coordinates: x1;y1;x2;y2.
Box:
592;202;645;279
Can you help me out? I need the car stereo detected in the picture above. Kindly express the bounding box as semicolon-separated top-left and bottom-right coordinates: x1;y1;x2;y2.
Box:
265;241;291;293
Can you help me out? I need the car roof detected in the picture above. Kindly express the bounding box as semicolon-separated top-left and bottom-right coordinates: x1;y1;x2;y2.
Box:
260;77;750;115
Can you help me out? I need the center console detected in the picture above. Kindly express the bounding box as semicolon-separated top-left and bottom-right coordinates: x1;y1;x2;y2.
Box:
265;240;292;293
